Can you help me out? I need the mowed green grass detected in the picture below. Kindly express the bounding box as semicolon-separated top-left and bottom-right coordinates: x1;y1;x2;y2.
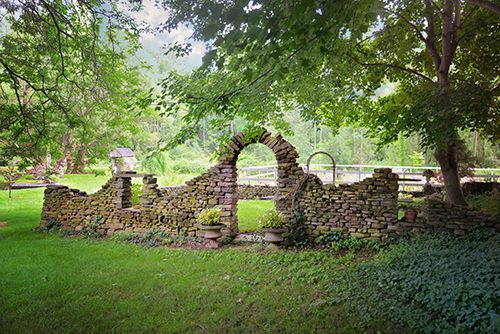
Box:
237;200;274;232
0;179;393;333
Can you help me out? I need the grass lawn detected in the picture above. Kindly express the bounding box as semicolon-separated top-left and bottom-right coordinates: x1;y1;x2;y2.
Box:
237;200;274;232
0;188;379;334
0;174;497;333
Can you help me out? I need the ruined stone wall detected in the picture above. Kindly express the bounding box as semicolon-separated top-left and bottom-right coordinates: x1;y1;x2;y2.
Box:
387;199;499;235
40;130;500;241
237;184;277;200
297;168;399;241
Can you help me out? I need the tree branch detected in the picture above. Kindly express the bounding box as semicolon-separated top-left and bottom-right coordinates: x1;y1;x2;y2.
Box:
383;7;427;44
424;0;441;70
348;55;434;82
468;0;500;15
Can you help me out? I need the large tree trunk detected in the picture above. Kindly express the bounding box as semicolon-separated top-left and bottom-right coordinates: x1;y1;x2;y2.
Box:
72;146;88;173
432;0;465;206
434;143;467;206
65;153;75;173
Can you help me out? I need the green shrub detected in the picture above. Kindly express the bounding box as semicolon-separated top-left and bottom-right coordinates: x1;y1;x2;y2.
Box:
109;230;137;242
327;232;500;333
170;161;208;174
126;228;199;247
283;210;311;248
130;183;142;206
258;207;285;229
467;193;500;216
37;218;62;233
143;154;169;175
197;207;223;226
315;231;383;252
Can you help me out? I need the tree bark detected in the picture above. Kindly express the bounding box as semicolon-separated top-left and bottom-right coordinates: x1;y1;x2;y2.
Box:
65;153;75;174
434;143;468;206
31;160;46;180
72;146;88;173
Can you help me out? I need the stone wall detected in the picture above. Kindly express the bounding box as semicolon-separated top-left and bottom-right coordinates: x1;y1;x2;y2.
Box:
296;168;399;241
40;130;500;242
387;198;499;235
237;184;277;200
462;182;499;196
41;130;303;237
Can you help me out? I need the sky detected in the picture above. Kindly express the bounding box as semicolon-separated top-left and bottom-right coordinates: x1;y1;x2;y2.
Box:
125;0;205;78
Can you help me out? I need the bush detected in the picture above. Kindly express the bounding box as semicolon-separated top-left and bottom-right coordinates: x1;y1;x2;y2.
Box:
126;228;199;247
109;230;137;242
258;207;285;229
315;231;383;252
327;232;500;333
282;210;311;248
197;207;223;226
170;161;208;174
467;193;500;216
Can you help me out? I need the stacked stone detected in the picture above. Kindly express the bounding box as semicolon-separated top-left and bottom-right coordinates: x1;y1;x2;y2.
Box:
140;174;161;207
237;184;277;199
112;177;132;209
423;199;499;234
41;185;71;227
297;168;399;241
160;185;187;198
40;137;500;243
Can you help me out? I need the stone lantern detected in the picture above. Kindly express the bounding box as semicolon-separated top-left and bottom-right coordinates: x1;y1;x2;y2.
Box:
110;147;136;174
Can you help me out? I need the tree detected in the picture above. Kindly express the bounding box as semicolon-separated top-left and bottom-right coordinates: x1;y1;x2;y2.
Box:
0;0;147;174
152;0;499;205
0;159;25;198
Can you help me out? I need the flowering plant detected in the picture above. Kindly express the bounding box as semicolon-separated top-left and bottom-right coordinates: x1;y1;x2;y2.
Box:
197;206;223;226
258;207;285;229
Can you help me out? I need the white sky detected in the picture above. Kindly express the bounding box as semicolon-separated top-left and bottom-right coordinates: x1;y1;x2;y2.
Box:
126;0;205;77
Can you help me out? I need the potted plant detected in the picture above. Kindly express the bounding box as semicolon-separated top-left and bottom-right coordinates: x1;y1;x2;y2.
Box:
197;207;224;240
259;208;287;248
404;208;418;223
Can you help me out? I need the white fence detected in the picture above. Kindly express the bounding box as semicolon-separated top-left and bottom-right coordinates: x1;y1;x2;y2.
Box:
238;164;500;192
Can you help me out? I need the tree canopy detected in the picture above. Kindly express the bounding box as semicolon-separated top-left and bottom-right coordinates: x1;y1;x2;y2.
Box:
151;0;499;204
0;0;147;172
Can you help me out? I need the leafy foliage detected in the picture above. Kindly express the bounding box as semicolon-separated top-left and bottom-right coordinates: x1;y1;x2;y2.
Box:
467;193;500;216
258;207;285;229
327;232;500;333
0;159;24;197
116;228;200;247
282;210;311;248
315;231;383;252
151;0;499;205
0;1;151;172
197;206;223;226
130;183;142;206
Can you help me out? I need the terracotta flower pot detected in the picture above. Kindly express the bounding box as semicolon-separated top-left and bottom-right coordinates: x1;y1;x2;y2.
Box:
404;209;418;223
199;224;225;240
261;227;287;249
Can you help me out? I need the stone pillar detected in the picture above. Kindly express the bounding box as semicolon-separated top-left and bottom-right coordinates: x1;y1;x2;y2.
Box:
141;174;159;207
113;177;132;209
217;164;238;237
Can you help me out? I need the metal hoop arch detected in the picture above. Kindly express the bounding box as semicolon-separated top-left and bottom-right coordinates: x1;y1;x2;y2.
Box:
306;151;336;185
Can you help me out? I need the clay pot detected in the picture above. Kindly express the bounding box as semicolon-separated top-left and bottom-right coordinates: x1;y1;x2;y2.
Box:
404;209;418;223
262;227;287;249
199;224;225;240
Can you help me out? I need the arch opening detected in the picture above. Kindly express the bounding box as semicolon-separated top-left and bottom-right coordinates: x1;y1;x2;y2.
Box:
216;130;304;236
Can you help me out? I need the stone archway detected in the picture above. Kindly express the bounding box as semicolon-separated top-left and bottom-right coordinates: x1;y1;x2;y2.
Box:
215;130;304;236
